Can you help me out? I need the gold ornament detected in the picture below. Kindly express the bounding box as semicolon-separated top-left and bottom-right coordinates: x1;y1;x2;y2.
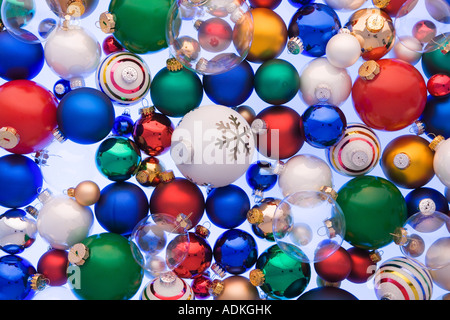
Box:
136;157;165;187
67;180;101;206
214;276;261;300
234;105;256;125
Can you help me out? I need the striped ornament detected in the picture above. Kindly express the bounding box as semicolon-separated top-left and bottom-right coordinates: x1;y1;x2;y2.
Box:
141;273;194;300
326;123;381;176
96;52;151;106
374;256;433;300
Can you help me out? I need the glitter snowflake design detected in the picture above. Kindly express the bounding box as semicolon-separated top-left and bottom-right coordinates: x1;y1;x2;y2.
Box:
215;115;252;161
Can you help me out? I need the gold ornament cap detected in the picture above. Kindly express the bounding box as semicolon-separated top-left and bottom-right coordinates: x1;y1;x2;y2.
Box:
319;186;338;201
373;0;391;9
136;170;158;185
160;170;175;183
0;126;20;150
53;127;67;143
195;224;210;239
359;60;380;81
166;58;183;72
209;279;225;297
392;227;408;246
247;208;264;224
366;13;385;33
412;120;425;135
67;1;86;17
249;269;265;287
99;12;115;34
68;243;90;266
370;250;382;263
139;106;156;117
30;274;48;291
429;135;445;151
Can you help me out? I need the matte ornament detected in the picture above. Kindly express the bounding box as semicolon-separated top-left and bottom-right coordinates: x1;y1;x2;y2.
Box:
37;249;69;287
314;246;352;283
298;286;358;300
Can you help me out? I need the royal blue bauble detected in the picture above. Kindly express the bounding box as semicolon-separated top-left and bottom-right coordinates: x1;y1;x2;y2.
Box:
56;87;115;144
94;182;149;236
297;286;358;300
405;187;449;218
53;79;72;100
287;0;314;7
302;104;347;148
418;95;450;139
0;254;36;300
0;30;44;81
213;229;258;275
205;184;250;229
0;154;43;208
245;161;277;196
287;3;341;57
112;110;135;137
202;60;254;108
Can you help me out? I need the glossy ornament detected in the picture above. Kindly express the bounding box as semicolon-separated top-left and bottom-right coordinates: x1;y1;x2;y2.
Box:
427;74;450;97
68;233;144;300
325;123;381;177
347;247;381;284
0;154;43;208
250;244;311;300
405;187;449;218
135;156;165;188
314;246;352;283
53;79;72;100
373;256;433;300
430;264;450;291
352;59;427;131
431;136;450;187
206;184;250;229
37;249;68;287
151;58;203;118
325;28;361;68
50;0;99;18
380;135;435;189
298;286;358;300
213;275;260;300
392;36;423;65
245;161;277;201
372;0;408;17
287;3;341;57
112;109;134;138
0;80;58;155
288;0;314;8
421;35;450;77
336;175;408;250
252;105;304;160
249;0;282;9
57;87;115;145
141;271;194;300
95;136;141;182
417;95;450;139
324;0;366;11
298;57;352;108
191;273;212;299
0;209;37;254
171;105;255;188
247;197;282;241
102;35;124;55
0;254;36;300
96;51;151;106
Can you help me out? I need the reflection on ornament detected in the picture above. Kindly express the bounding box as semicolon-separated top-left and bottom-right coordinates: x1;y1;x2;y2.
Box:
427;74;450;97
0;209;37;254
213;275;261;300
141;271;194;300
247;197;284;241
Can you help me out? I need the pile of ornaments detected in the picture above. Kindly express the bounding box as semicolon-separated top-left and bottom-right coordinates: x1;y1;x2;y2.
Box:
0;0;450;301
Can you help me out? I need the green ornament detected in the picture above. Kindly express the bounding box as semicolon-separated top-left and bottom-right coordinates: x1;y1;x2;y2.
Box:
336;175;407;250
67;233;144;300
254;59;300;105
100;0;172;54
250;244;311;300
95;136;141;182
421;35;450;78
151;59;204;118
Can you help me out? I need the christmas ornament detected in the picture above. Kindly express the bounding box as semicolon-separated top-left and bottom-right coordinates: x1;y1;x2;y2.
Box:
336;175;408;250
95;136;141;182
298;286;358;300
0;80;58;155
94;182;149;236
0;209;37;254
203;59;254;108
272;189;346;263
247;197;283;241
347;247;381;284
66;180;101;207
298;57;352;108
245;161;277;201
427;74;450;97
67;233;144;300
372;0;408;17
314;246;352;283
0;29;44;80
244;8;286;63
287;0;314;8
102;35;124;55
0;254;36;300
213;228;258;275
251;105;304;160
380;135;435;189
57;87;115;145
344;8;395;60
205;184;250;229
213;275;261;300
324;0;366;11
249;0;282;10
325;123;381;177
112;109;134;138
171;104;255;188
352;59;427;131
302;103;347;149
234;105;256;125
51;0;99;19
250;244;311;300
96;51;151;106
191;273;212;299
141;271;194;300
53;79;72;100
416;95;450;139
405;187;449;218
135;156;165;188
392;36;423;65
37;248;68;287
0;154;43;208
149;171;205;230
132;106;174;157
99;0;172;54
430;264;450;291
151;58;203;118
421;34;450;78
431;135;450;188
325;28;361;69
287;3;341;57
373;256;433;300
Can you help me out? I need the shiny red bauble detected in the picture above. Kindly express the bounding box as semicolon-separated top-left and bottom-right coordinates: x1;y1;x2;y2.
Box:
248;0;282;9
253;105;304;160
427;74;450;97
314;246;352;283
352;59;427;131
0;80;58;154
347;247;379;284
191;273;213;299
102;35;125;55
37;249;69;286
197;18;233;53
376;0;408;17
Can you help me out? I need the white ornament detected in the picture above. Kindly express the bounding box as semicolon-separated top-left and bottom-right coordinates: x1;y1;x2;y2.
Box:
324;0;366;11
393;36;423;65
326;30;361;68
432;137;450;188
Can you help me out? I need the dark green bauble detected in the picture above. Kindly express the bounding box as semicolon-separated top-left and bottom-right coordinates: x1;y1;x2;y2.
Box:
421;35;450;78
336;175;407;250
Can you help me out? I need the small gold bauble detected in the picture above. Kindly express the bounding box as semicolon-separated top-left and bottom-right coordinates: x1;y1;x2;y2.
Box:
70;180;101;206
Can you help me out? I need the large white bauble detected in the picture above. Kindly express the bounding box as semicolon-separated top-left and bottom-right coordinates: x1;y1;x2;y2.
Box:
171;104;255;187
298;57;352;107
325;30;361;68
393;36;423;65
324;0;366;11
433;138;450;188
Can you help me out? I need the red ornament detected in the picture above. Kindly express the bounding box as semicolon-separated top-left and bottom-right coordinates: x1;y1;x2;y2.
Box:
375;0;408;17
252;105;304;160
248;0;282;10
133;106;174;156
0;80;58;154
314;246;352;283
427;74;450;97
37;249;69;287
197;18;233;53
352;59;427;131
102;35;125;55
347;247;380;284
191;273;213;299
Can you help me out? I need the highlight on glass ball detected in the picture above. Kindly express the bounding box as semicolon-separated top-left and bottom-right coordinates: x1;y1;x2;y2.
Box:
166;0;254;75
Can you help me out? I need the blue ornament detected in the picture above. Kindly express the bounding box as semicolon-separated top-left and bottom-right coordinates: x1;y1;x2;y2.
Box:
213;229;258;275
287;3;341;57
202;60;254;108
287;0;314;8
0;154;43;208
405;187;449;218
0;255;36;300
53;79;72;100
95;182;149;236
205;184;250;229
0;30;44;81
112;109;135;137
56;87;115;144
418;95;450;139
302;104;347;148
245;161;277;200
